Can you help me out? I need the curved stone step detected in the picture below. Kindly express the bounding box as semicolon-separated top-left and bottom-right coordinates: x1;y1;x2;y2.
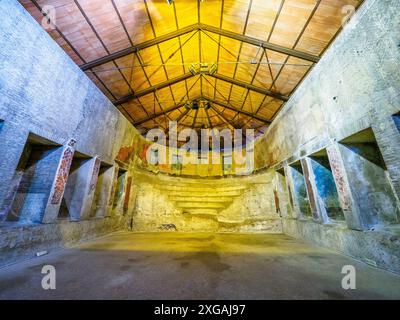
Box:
161;185;247;192
166;190;243;197
182;209;219;216
176;202;226;209
169;196;234;202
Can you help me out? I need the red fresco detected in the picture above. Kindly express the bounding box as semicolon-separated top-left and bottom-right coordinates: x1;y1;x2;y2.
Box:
124;177;132;210
139;143;150;166
108;166;119;206
273;190;281;214
116;146;135;163
51;147;74;205
88;158;101;195
326;146;352;210
301;159;318;219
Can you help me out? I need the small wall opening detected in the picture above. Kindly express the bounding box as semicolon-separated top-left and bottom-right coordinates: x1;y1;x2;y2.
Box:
150;148;159;165
171;154;182;173
289;161;312;218
275;168;291;217
112;167;127;212
309;150;344;221
5;134;61;224
123;176;132;214
196;152;209;176
339;128;399;226
58;152;91;221
393;112;400;133
222;153;232;175
91;162;114;218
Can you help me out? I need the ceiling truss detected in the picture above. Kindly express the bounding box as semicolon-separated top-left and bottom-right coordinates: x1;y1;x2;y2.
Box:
80;23;319;72
24;0;365;142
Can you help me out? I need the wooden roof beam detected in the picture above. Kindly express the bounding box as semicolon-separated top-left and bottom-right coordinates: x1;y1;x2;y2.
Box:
133;100;188;126
206;97;272;124
113;72;288;105
210;73;289;101
81;24;199;71
198;24;319;63
113;73;194;105
80;24;319;71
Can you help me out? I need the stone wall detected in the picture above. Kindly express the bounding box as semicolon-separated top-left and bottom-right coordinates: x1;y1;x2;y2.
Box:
0;1;140;213
254;0;400;189
0;1;137;265
131;169;282;233
217;171;282;233
283;219;400;274
251;0;400;273
0;216;127;267
1;0;400;276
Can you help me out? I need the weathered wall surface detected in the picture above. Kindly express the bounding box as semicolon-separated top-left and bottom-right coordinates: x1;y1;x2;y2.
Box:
217;171;282;233
0;216;127;267
251;0;400;273
1;0;399;276
283;219;400;274
0;1;138;181
131;170;282;233
254;0;400;183
0;1;137;265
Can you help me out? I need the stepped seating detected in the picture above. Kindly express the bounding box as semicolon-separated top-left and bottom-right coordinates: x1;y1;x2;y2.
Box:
152;179;247;218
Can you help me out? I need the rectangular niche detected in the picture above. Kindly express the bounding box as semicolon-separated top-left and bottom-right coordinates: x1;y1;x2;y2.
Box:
393;112;400;133
149;148;158;165
275;168;291;217
309;150;344;222
91;162;114;218
222;154;232;175
171;154;182;173
5;134;61;224
289;161;312;218
339;128;399;226
112;167;127;212
197;152;209;176
58;152;92;221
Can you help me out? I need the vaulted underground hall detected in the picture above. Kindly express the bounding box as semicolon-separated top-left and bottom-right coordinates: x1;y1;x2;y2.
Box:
0;0;399;300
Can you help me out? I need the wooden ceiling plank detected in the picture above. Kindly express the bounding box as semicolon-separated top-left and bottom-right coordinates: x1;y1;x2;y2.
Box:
133;101;187;126
210;98;271;124
80;24;198;71
23;0;364;135
74;0;137;99
133;75;201;125
173;2;190;101
30;0;85;64
143;0;176;110
225;0;253;106
209;105;236;130
214;0;225;101
268;0;322;92
80;23;320;71
232;48;265;123
199;23;320;63
212;73;288;101
114;73;193;105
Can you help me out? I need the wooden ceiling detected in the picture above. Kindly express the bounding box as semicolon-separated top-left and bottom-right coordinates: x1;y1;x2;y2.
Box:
20;0;363;140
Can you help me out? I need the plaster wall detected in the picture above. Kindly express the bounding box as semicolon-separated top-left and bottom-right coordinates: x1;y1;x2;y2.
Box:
131;170;282;233
0;1;137;264
251;0;400;273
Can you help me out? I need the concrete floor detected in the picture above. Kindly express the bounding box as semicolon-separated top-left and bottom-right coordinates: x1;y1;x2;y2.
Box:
0;231;399;300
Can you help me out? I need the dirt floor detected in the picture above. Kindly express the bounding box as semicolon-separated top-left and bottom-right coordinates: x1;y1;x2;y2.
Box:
0;231;399;299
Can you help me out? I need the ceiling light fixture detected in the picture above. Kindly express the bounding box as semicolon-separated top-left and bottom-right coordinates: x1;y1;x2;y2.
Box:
185;98;211;110
188;63;218;75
